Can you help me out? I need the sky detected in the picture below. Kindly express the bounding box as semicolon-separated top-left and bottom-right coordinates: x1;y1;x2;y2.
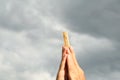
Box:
0;0;120;80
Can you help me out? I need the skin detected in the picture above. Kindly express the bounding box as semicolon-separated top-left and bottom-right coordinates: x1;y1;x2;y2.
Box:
56;46;86;80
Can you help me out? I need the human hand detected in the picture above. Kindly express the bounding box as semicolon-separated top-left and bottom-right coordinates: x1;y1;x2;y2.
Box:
56;46;85;80
56;46;68;80
66;46;85;80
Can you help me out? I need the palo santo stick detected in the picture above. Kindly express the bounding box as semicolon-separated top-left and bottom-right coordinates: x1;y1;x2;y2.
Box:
63;32;70;47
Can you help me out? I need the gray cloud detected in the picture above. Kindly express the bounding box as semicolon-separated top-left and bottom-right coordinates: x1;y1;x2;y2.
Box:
0;0;120;80
58;0;120;41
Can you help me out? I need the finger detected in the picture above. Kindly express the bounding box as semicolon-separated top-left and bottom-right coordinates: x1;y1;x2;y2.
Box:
69;46;80;67
69;46;75;55
59;49;67;70
66;49;75;71
69;47;77;63
62;46;65;54
62;46;68;55
67;55;73;69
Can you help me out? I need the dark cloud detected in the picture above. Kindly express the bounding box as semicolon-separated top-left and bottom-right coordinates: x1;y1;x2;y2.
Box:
58;0;120;41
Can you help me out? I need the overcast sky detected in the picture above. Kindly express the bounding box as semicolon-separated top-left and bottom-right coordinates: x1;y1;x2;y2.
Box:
0;0;120;80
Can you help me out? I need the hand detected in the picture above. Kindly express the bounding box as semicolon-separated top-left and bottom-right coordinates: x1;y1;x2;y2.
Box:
56;46;86;80
67;46;85;80
56;46;68;80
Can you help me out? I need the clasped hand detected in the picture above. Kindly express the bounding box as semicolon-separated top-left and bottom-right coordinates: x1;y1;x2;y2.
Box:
56;46;85;80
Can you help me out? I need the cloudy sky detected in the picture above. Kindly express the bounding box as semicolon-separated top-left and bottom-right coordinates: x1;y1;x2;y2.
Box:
0;0;120;80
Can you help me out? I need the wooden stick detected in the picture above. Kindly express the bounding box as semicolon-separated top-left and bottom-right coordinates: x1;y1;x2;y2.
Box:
63;32;70;47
